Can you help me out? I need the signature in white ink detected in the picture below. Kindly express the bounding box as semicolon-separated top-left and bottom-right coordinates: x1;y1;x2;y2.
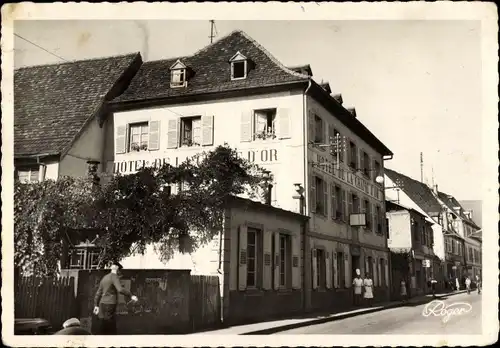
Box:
422;300;472;323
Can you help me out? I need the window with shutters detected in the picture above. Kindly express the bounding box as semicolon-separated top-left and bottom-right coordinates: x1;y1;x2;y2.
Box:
349;141;357;169
316;249;326;289
336;252;345;288
364;200;371;230
362;151;370;177
253;108;276;140
129;122;149;152
246;227;262;288
335;186;343;221
180;116;202;147
16;167;40;183
278;234;292;288
373;161;381;182
314;115;324;144
314;176;327;216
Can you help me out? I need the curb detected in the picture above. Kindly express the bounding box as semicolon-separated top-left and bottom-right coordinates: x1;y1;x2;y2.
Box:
242;290;468;335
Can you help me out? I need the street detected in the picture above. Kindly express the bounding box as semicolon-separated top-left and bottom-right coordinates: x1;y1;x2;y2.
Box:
275;292;482;335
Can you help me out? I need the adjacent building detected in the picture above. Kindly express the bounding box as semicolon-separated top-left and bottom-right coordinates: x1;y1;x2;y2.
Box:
386;201;439;297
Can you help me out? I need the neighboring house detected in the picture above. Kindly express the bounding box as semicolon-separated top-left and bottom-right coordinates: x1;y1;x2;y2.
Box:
384;169;446;290
386;201;439;296
14;53;143;268
106;29;393;311
436;192;482;282
459;200;482;229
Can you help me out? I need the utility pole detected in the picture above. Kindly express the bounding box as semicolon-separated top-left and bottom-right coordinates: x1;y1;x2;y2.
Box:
420;152;424;183
209;20;215;43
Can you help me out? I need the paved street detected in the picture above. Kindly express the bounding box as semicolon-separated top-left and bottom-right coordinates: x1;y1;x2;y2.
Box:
275;292;482;335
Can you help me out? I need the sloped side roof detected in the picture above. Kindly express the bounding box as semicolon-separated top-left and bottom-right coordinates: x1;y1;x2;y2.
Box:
437;192;481;230
459;200;482;228
385;168;442;216
14;53;141;157
112;30;309;103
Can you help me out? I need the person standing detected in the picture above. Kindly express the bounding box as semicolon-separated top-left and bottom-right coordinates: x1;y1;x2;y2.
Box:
465;276;471;295
476;275;481;294
363;273;374;307
455;277;460;291
93;261;138;335
400;279;408;303
430;277;437;298
352;269;363;307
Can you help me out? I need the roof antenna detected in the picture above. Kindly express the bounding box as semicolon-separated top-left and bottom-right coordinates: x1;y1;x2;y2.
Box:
209;20;216;44
420;152;424;183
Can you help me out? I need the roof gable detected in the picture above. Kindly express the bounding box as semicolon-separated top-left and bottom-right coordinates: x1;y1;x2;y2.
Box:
229;51;247;62
385;168;442;216
112;30;309;103
170;59;187;70
14;53;141;157
437;191;481;229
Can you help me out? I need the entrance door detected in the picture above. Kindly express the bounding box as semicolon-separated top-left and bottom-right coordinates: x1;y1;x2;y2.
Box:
352;255;360;278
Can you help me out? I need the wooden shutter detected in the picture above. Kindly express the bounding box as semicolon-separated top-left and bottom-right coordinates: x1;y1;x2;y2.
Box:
115;125;127;154
330;184;336;220
378;259;382;287
325;251;332;289
201;115;214;146
348;191;353;217
238;225;248;291
311;249;318;290
308;110;315;144
322;178;328;216
373;257;378;286
262;230;273;290
344;253;350;288
148;120;160;151
240;110;253;142
332;252;338;288
278;108;291;139
384;259;389;287
273;232;280;290
342;189;347;222
167;118;179;149
309;175;316;214
372;203;376;232
291;234;301;289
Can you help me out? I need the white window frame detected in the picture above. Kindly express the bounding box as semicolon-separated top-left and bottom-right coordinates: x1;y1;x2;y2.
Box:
170;68;187;88
129;122;149;152
231;60;247;80
246;227;261;288
16;167;40;183
253;108;277;140
180;116;202;147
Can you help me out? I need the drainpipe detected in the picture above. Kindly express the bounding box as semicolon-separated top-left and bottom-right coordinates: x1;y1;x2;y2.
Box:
302;79;312;312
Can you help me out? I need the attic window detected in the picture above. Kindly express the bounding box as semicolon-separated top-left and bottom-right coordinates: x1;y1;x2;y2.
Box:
170;59;188;88
230;51;248;80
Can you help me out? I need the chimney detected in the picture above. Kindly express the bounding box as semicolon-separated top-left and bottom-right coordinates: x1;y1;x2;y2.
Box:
347;107;357;118
433;184;438;195
332;94;343;105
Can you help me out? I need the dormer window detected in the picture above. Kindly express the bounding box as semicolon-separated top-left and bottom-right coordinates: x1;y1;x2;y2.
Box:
170;59;188;88
230;51;248;80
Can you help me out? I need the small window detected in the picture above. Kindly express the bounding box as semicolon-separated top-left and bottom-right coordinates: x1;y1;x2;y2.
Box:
180;116;202;147
171;69;186;87
232;61;246;79
16;167;40;183
315;176;327;216
129;122;149;152
254;109;276;140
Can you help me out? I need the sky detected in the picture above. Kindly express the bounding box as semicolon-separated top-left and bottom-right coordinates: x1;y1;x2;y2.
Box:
14;19;483;200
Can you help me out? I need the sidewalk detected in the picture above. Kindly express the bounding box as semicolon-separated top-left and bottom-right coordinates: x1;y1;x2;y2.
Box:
191;289;468;335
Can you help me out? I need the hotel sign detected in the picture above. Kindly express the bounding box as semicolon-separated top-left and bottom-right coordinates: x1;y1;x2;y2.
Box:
312;152;383;202
113;148;279;175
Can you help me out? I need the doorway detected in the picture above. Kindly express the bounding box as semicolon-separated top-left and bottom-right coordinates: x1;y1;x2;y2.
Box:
352;255;361;278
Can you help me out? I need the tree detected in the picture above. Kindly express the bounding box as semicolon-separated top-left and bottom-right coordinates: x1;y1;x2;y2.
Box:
14;144;269;276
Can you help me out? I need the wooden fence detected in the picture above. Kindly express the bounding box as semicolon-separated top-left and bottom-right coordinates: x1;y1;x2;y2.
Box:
190;275;222;331
15;276;78;331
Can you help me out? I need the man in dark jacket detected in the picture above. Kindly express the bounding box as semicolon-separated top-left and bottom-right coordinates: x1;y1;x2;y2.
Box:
54;318;91;335
93;261;138;335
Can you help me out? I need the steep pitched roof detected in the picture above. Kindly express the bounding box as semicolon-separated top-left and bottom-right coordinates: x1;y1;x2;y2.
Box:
459;200;482;227
112;30;309;103
437;192;481;230
385;168;442;216
14;53;142;157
